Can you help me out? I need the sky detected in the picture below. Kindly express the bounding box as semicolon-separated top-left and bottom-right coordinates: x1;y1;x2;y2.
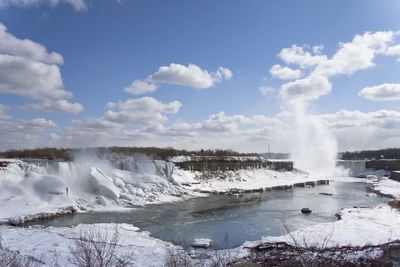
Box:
1;0;400;153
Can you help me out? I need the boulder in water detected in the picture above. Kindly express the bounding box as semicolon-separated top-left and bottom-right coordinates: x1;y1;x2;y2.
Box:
301;208;312;214
192;238;213;248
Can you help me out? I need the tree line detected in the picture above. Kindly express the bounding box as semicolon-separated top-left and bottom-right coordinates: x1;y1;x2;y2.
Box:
0;147;259;161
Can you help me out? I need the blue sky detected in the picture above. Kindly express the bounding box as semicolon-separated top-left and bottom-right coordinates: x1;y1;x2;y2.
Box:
1;0;400;152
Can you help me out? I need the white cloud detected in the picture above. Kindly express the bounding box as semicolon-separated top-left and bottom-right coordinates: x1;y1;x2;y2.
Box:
359;83;400;101
126;63;233;95
280;74;332;101
315;31;395;77
0;54;71;99
258;85;275;96
0;23;83;113
148;63;232;89
124;80;158;95
149;63;214;88
0;0;88;11
269;64;302;80
0;106;57;150
214;66;233;81
0;24;63;64
105;97;182;126
274;31;399;102
278;45;328;68
25;99;84;113
385;44;400;57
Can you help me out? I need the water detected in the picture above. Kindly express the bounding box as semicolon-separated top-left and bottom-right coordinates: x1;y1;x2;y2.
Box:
24;181;388;249
337;160;367;176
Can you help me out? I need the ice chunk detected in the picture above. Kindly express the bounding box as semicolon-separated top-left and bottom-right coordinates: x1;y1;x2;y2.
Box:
90;168;120;200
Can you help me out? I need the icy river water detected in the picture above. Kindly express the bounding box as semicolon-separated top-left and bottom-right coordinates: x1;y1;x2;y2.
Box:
24;180;389;249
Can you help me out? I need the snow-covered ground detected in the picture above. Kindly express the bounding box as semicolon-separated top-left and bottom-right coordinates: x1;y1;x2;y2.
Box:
1;156;400;266
0;223;180;266
260;204;400;247
372;177;400;199
177;168;326;193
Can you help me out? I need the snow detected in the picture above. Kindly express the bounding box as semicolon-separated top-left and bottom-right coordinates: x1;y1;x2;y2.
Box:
90;167;121;200
169;155;192;163
0;157;193;224
0;223;180;267
260;204;400;247
170;155;266;162
372;177;400;199
1;156;400;265
187;168;325;193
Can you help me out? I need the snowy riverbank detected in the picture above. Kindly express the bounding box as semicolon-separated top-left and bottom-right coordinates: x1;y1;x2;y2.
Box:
0;223;180;266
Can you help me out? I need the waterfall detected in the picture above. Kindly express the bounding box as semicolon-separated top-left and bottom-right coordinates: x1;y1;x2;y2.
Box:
336;160;366;177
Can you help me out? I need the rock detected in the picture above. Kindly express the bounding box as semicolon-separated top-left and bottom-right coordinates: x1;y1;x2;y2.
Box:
388;200;400;209
191;238;213;248
301;208;312;214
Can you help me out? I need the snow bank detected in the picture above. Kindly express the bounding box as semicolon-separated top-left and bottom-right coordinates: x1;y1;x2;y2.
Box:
261;204;400;247
185;168;326;193
372;177;400;199
0;223;180;267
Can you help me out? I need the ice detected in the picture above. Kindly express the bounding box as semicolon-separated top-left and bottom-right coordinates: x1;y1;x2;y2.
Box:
0;156;192;223
90;167;121;200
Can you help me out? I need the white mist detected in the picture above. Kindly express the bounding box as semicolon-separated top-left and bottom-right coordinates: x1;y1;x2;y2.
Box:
286;100;338;177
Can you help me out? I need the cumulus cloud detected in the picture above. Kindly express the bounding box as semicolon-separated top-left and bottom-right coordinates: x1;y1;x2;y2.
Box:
280;74;331;101
24;99;84;113
0;23;83;113
124;80;158;95
278;45;328;68
274;31;399;102
0;54;71;99
359;83;400;101
269;64;302;80
127;63;233;95
315;31;395;77
148;63;232;89
0;106;57;150
105;97;182;126
0;0;88;11
0;24;63;64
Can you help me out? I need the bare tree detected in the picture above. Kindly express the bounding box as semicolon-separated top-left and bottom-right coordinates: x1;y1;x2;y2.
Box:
163;247;192;267
69;226;131;267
